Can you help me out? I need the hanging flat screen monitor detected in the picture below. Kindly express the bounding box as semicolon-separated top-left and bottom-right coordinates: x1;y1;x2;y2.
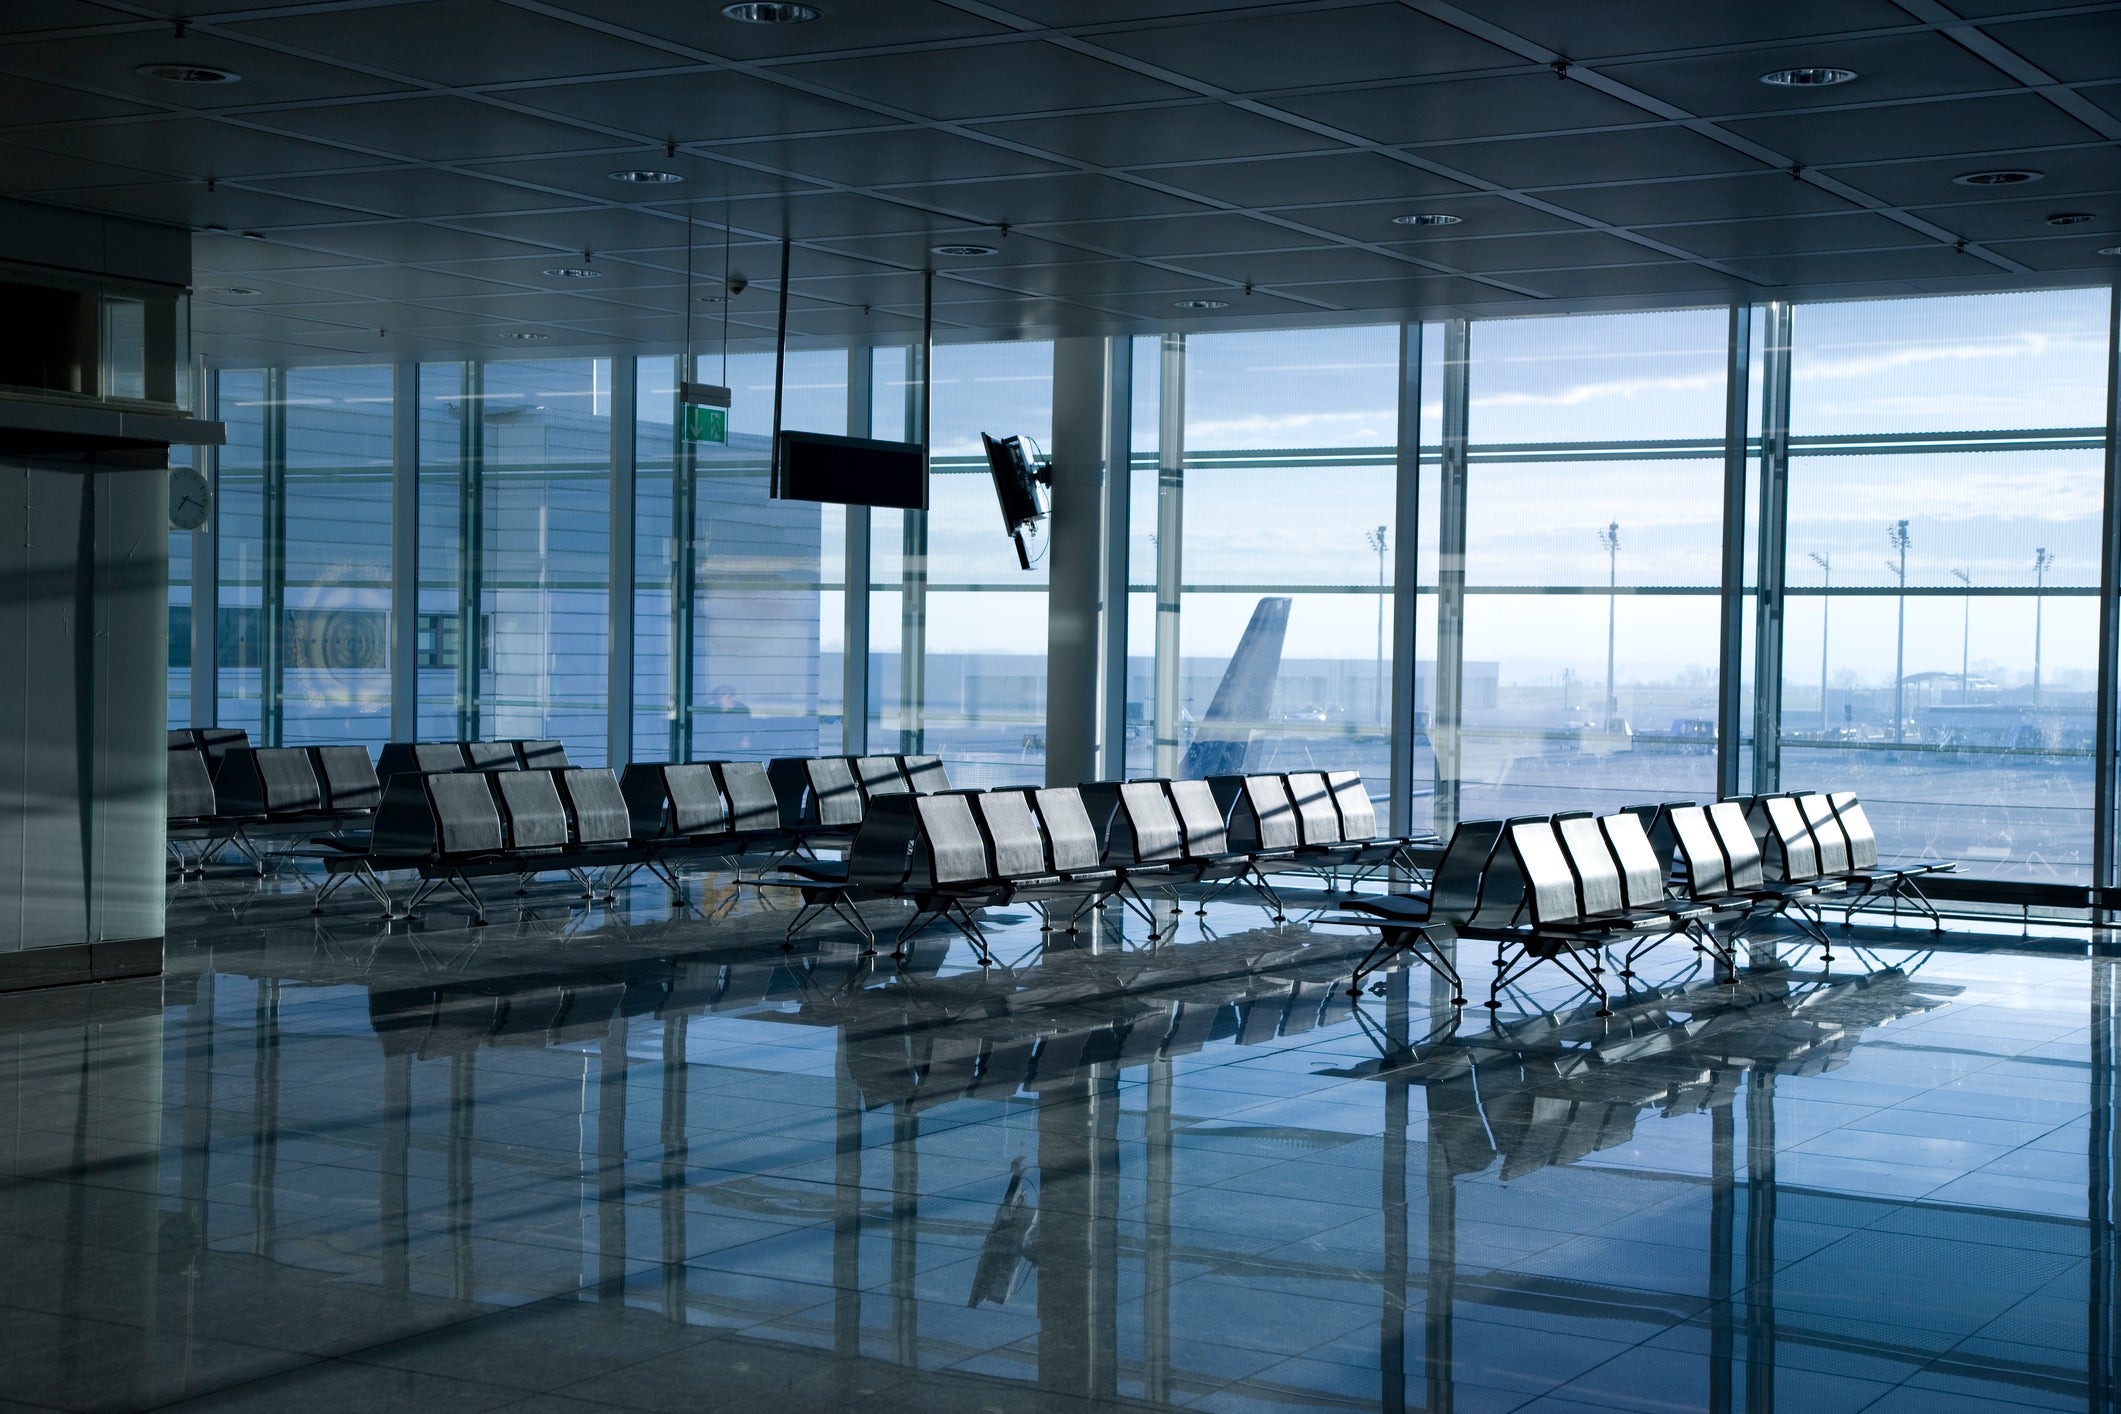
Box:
981;432;1044;534
773;430;927;510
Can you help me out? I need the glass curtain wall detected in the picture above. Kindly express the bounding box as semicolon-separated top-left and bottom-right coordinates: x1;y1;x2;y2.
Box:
1778;289;2112;882
213;369;267;742
1455;309;1731;820
167;447;193;730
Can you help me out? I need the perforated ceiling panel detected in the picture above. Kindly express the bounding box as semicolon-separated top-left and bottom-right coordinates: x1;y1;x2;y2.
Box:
2;0;2114;360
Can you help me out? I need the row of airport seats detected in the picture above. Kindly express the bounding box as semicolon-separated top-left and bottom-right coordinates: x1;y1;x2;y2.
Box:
167;741;382;873
376;739;570;778
753;768;1425;956
1336;791;1951;1015
167;727;253;779
763;753;951;836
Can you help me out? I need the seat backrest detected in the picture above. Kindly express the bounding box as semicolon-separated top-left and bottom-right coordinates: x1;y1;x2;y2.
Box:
310;746;381;812
1795;792;1852;874
1116;781;1185;865
900;755;951;794
195;727;249;777
1828;792;1879;870
1666;805;1730;897
1032;789;1105;874
1074;782;1124;854
1599;812;1670;911
765;757;814;828
1324;770;1381;843
370;774;441;856
1706;801;1767;890
167;748;216;821
415;742;471;774
717;761;783;834
1627;804;1676;879
1756;795;1820;882
912;793;994;889
663;763;728;837
1284;772;1342;847
1553;813;1626;919
168;729;197;751
853;756;911;802
517;739;569;771
1167;779;1230;860
1505;817;1582;927
974;790;1050;879
847;795;921;890
807;757;865;828
465;741;520;773
558;769;631;847
427;773;504;858
1429;818;1505;924
218;747;323;816
495;770;570;852
620;763;675;838
1248;775;1302;851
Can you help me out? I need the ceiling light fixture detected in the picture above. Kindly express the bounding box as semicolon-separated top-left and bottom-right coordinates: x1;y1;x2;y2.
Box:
932;244;998;257
1392;213;1461;227
499;331;550;341
609;169;685;185
2046;212;2095;227
543;267;603;278
721;2;822;21
1172;298;1230;310
697;293;729;302
1758;66;1858;87
1954;169;2042;186
199;286;261;297
138;63;241;84
2100;246;2121;257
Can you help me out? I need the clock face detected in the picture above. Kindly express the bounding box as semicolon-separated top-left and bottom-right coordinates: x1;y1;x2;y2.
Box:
168;466;211;532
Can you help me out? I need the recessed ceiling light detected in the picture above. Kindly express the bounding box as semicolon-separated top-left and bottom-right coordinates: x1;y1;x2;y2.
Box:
697;294;729;302
1954;169;2043;187
499;331;550;341
199;286;261;297
1172;298;1230;310
1392;213;1461;227
2100;246;2121;257
543;267;603;278
138;63;240;84
1759;66;1858;87
932;244;998;257
721;2;821;21
608;169;685;185
2046;212;2095;227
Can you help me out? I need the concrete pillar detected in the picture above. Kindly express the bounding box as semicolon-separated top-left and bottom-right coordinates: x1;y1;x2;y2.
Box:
1046;336;1107;787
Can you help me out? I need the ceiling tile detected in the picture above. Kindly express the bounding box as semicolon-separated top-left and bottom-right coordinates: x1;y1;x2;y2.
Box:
1173;244;1430;286
0;141;162;194
1908;193;2121;243
1536;172;1855;226
414;253;692;294
1982;234;2121;272
1722;93;2097;167
1506;261;1745;298
252;96;617;164
463;150;816;205
1830;144;2121;207
0;29;410;110
782;41;1187;122
1724;244;1986;284
984;260;1208;298
1267;274;1512;314
40;179;362;230
663;190;941;244
813;228;1103;270
1093;287;1324;319
298;264;532;300
1274;194;1588;242
1270;74;1653;147
1602;32;2016;115
248;167;595;220
1403;229;1676;273
708;129;1063;188
269;221;554;263
1637;210;1938;259
1440;126;1766;189
863;172;1209;227
15;115;382;184
0;3;130;38
1149;152;1467;209
1977;13;2121;85
1018;210;1323;257
226;0;684;88
1087;5;1521;93
1458;0;1919;63
193;232;378;272
0;73;158;125
519;70;895;144
535;0;1011;61
969;103;1333;166
455;205;698;255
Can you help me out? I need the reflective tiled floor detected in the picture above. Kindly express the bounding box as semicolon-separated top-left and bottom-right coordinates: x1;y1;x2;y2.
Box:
3;868;2117;1411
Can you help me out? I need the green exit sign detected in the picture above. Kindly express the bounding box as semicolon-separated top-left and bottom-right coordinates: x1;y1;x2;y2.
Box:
682;404;727;444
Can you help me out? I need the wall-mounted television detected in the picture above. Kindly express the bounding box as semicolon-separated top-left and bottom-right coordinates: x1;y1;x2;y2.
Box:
981;432;1050;569
773;430;927;510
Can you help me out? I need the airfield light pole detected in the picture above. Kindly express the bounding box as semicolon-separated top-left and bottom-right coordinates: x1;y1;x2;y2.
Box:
1951;567;1972;704
1598;520;1620;728
1886;519;1911;745
1808;552;1831;731
1366;525;1388;725
2033;547;2054;706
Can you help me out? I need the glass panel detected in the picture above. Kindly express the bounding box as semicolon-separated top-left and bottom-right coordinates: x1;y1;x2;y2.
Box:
213;369;266;740
1455;308;1729;816
1780;287;2112;883
478;358;610;764
633;357;679;762
279;366;393;748
167;450;193;730
416;363;467;741
1175;325;1400;780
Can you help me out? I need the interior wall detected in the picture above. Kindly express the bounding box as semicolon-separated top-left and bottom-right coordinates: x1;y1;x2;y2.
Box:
0;456;167;986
